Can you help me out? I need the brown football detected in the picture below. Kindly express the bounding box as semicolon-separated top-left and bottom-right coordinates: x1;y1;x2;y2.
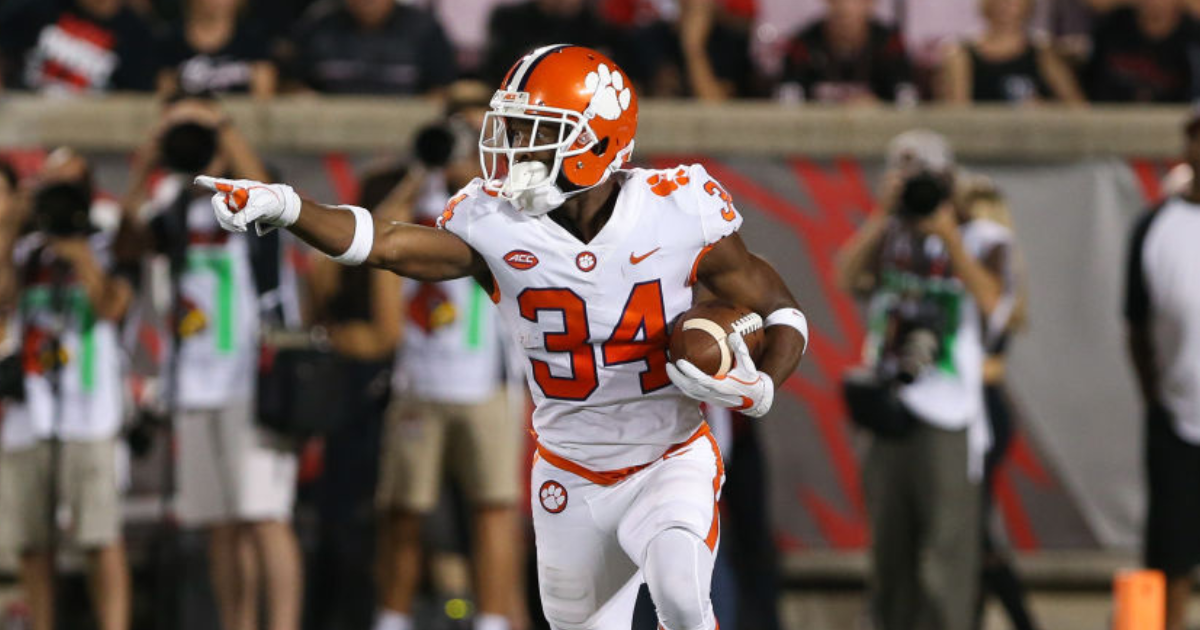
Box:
668;300;765;377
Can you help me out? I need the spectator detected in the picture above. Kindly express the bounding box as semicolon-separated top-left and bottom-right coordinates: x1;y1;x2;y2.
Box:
600;0;759;98
0;148;134;630
373;110;523;630
956;177;1042;630
939;0;1084;105
285;0;457;95
117;97;303;630
1124;113;1200;630
0;0;157;94
836;130;1009;630
599;0;683;96
304;165;403;630
157;0;277;98
779;0;916;105
1085;0;1200;103
482;0;607;88
680;0;759;99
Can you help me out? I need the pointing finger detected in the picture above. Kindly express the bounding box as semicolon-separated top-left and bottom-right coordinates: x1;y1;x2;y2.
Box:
193;175;223;192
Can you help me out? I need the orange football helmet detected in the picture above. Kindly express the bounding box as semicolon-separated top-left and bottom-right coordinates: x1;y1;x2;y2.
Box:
479;44;639;215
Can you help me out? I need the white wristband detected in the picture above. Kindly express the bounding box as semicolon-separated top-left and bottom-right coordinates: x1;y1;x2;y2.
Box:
276;184;302;228
330;205;374;266
765;307;808;353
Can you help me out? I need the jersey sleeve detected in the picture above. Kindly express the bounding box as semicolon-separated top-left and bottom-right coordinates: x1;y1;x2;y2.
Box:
435;179;484;244
681;163;743;246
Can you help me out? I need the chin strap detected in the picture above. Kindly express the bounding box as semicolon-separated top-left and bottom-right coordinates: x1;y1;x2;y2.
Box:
501;161;616;216
509;183;567;216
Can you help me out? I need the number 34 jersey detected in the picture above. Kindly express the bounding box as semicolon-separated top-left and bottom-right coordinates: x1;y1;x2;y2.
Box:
439;164;743;472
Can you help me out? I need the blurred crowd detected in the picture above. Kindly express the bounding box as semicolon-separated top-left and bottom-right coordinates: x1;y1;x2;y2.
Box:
2;0;1200;104
0;77;788;630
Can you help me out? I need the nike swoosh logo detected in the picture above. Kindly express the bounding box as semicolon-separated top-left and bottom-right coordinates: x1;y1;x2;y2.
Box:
630;247;661;264
663;448;692;461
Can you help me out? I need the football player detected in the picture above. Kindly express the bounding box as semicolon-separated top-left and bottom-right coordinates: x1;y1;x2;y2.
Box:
198;45;808;630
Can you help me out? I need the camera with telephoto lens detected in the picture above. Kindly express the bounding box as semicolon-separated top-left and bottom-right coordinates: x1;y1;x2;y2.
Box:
876;299;947;385
160;121;218;174
33;181;93;237
413;117;475;168
896;170;951;220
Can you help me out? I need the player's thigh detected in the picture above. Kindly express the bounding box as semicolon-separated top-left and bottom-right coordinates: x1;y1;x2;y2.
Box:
452;388;521;506
377;396;447;513
617;433;723;567
532;457;640;630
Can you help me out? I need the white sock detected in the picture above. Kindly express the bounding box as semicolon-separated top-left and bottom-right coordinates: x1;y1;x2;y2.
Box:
373;610;412;630
475;613;510;630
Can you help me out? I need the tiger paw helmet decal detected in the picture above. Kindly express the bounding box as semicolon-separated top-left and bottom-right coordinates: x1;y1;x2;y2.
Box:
585;64;632;121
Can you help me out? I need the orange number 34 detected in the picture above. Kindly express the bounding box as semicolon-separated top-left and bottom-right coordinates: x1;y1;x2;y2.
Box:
518;281;670;401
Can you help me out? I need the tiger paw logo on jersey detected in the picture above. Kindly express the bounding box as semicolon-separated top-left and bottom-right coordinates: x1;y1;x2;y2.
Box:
576;251;597;272
584;64;632;121
647;168;691;197
539;481;568;513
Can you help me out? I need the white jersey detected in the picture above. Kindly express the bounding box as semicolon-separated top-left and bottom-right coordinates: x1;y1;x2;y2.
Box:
439;164;742;471
148;176;262;409
2;233;125;450
394;177;505;404
863;218;1011;478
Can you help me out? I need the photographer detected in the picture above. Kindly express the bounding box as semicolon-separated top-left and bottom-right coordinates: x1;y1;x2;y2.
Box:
117;96;302;630
373;85;526;630
835;130;1010;630
0;149;133;630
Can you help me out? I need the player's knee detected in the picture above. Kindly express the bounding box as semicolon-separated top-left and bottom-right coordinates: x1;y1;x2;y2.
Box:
643;528;716;630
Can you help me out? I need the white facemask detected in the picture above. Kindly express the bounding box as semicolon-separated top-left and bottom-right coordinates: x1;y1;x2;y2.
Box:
500;161;567;216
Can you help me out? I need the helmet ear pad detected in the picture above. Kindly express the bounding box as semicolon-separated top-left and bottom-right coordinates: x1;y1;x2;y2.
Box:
561;132;630;188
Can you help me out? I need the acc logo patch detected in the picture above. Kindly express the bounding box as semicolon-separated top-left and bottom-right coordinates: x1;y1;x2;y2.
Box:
504;250;539;270
539;481;567;513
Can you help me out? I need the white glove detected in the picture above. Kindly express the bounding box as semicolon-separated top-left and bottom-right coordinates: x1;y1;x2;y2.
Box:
194;175;301;235
666;331;775;418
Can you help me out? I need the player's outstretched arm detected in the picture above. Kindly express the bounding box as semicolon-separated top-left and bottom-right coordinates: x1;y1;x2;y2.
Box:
196;176;485;282
695;233;807;387
287;197;485;281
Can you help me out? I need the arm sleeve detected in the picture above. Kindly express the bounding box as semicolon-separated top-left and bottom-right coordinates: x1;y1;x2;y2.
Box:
1124;209;1158;325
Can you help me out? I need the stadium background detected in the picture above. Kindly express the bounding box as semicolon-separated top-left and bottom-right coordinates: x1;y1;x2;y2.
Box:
1;98;1184;627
